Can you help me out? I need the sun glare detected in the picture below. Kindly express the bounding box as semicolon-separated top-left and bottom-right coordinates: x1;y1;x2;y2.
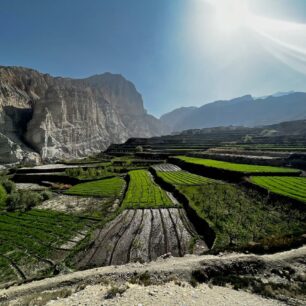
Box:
201;0;306;74
208;0;250;34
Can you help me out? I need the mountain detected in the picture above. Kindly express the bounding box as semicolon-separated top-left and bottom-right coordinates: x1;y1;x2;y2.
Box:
160;93;306;132
0;66;167;163
160;107;197;132
256;91;296;100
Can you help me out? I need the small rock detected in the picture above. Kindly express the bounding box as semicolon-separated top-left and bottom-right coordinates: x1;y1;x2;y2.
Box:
160;252;172;259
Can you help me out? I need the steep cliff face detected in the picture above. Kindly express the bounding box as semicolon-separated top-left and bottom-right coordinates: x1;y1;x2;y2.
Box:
0;66;167;163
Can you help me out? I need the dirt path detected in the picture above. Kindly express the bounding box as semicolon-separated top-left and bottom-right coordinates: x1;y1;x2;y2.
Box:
46;281;284;306
1;246;305;305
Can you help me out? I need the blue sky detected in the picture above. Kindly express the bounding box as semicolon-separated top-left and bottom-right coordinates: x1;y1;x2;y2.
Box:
1;0;306;116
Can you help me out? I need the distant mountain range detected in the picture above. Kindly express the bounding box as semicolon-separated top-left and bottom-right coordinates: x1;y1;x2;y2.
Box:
1;65;305;164
160;93;306;133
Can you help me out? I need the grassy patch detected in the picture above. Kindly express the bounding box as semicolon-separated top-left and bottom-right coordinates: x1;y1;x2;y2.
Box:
122;170;174;209
65;177;125;198
175;156;300;174
250;176;306;203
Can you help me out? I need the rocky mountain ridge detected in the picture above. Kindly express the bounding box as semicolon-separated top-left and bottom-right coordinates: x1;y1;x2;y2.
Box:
0;66;167;163
161;93;306;132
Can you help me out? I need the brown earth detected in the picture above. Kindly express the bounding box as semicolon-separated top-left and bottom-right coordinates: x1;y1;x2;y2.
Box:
75;208;207;269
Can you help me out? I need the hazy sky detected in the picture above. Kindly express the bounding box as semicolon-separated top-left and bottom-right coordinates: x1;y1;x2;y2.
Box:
1;0;306;116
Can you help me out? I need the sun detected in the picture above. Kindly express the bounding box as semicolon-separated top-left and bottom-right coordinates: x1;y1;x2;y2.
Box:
207;0;250;35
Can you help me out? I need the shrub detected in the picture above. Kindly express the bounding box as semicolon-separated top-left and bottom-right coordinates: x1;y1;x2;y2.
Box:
6;191;20;212
41;190;53;201
135;145;143;153
1;179;16;194
0;185;7;209
6;190;43;212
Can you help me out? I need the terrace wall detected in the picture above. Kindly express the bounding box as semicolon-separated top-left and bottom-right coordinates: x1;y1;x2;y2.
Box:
150;168;216;249
12;174;80;185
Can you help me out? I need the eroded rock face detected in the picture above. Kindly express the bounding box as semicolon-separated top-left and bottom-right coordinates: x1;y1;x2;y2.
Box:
0;66;167;162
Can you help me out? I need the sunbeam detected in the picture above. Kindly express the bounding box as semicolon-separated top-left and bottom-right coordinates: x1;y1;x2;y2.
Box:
203;0;306;74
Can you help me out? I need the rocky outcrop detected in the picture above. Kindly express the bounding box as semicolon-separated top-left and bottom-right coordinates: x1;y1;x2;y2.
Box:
0;66;167;163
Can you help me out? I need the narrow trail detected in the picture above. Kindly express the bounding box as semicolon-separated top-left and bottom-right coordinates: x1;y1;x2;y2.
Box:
1;246;305;304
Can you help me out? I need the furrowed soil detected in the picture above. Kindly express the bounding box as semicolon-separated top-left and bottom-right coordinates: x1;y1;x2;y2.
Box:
75;208;207;269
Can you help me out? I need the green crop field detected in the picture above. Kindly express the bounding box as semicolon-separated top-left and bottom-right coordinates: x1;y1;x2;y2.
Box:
65;177;125;198
156;169;306;249
175;156;300;174
122;170;173;209
157;171;213;186
0;209;94;283
177;183;306;249
250;176;306;203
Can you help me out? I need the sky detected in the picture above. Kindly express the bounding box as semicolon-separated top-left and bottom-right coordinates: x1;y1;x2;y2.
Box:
1;0;306;116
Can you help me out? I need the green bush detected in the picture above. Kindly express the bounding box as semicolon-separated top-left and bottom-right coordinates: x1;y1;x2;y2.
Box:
41;190;53;201
6;190;43;212
0;185;7;209
1;179;16;194
6;192;20;212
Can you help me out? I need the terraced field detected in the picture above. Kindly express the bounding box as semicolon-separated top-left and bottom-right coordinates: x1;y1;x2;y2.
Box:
157;171;213;186
0;209;95;284
76;208;207;268
152;164;181;172
154;165;306;249
250;176;306;203
175;156;300;174
65;177;125;198
122;170;174;209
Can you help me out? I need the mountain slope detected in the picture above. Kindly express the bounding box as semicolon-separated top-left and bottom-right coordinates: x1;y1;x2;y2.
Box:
160;106;197;132
161;93;306;132
0;66;167;163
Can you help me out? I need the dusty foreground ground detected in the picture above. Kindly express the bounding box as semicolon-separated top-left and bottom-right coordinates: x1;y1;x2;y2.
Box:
1;246;305;306
46;281;282;306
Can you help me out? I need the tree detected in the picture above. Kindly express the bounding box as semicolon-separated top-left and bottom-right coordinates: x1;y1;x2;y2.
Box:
243;135;253;144
135;145;143;153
